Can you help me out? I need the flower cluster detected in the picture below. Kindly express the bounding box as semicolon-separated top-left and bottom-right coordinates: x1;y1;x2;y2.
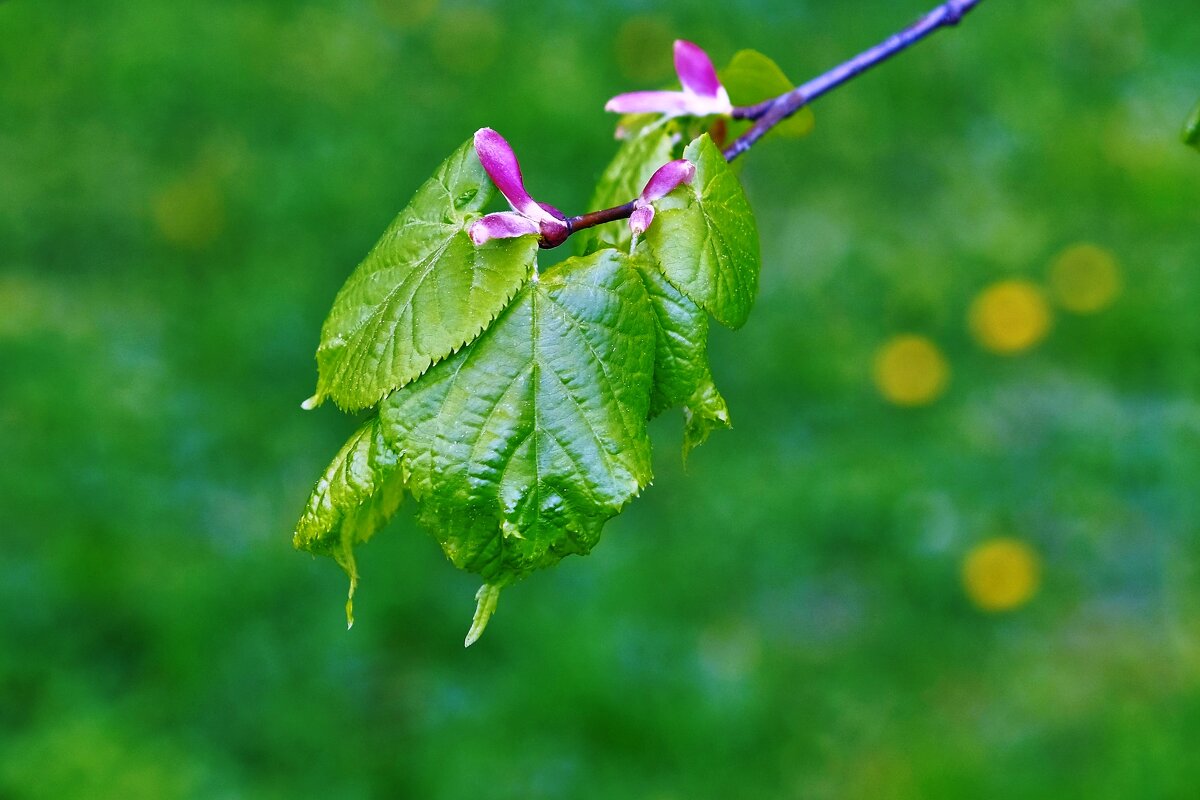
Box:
469;40;729;248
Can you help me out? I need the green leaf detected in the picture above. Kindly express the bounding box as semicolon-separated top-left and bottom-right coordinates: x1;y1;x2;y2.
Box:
720;49;814;139
636;261;730;457
1184;98;1200;151
380;249;656;600
312;138;538;411
642;134;761;329
682;379;731;457
294;416;405;626
576;125;675;255
614;112;672;142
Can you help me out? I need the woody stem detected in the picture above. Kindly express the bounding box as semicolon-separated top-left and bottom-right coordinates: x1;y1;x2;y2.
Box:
561;200;638;239
555;0;985;246
724;0;983;160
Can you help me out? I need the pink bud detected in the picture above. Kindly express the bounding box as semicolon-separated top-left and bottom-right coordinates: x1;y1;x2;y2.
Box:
469;128;570;247
604;41;732;119
629;205;655;237
628;158;694;239
639;159;695;203
473;128;560;227
468;212;541;245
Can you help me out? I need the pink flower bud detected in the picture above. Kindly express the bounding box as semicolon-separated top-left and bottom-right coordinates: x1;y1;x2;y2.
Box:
606;41;733;119
470;128;569;246
629;158;695;238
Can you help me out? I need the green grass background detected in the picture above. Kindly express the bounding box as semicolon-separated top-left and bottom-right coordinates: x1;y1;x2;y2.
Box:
2;0;1198;797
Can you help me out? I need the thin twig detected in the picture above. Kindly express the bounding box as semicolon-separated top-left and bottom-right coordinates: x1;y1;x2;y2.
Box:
558;0;984;246
723;0;983;161
562;200;637;240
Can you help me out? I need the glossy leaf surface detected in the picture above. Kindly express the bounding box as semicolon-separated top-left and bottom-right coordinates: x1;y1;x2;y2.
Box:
642;134;761;329
313;139;538;411
636;261;730;456
380;249;656;586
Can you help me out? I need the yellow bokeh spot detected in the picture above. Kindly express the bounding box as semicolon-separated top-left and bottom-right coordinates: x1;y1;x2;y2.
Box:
1048;243;1121;314
873;335;949;407
968;280;1052;355
151;175;225;251
962;537;1040;612
615;16;674;82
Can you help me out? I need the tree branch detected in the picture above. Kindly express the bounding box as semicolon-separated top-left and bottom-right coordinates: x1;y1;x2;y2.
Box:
723;0;983;161
557;0;984;246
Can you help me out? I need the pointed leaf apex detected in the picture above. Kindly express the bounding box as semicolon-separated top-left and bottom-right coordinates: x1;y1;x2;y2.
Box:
345;568;359;628
464;583;502;647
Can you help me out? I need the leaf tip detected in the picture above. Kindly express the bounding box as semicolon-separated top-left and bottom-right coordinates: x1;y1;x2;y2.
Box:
335;534;362;629
464;583;502;647
345;571;358;629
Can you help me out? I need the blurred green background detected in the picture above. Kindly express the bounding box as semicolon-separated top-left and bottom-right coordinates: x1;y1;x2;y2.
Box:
3;0;1198;797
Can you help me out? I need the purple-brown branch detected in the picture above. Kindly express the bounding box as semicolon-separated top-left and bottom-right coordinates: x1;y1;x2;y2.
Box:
556;0;984;247
562;200;636;242
723;0;982;161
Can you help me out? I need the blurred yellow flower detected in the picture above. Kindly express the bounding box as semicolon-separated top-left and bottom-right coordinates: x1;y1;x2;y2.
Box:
873;335;949;407
968;280;1051;354
962;537;1040;612
1048;243;1121;314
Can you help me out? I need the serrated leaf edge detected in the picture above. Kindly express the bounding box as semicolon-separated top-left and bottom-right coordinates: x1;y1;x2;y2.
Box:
312;255;536;413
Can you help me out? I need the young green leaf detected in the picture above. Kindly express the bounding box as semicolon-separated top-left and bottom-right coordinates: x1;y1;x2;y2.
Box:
642;134;761;329
636;262;730;457
379;249;656;598
576;125;676;255
720;49;815;139
294;416;405;626
311;138;538;411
